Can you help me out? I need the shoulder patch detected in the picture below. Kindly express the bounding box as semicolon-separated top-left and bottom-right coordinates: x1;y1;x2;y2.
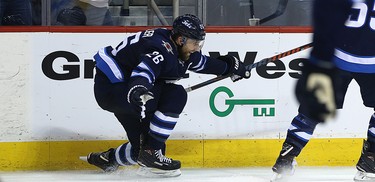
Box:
162;40;174;55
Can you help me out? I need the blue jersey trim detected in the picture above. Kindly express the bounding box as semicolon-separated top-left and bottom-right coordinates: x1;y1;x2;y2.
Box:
334;56;375;73
94;47;124;83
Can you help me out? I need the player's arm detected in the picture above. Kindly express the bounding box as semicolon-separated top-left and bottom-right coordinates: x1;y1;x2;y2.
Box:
188;52;250;82
127;49;164;118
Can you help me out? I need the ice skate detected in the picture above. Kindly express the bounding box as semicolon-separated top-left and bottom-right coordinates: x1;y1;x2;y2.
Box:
137;146;181;177
86;148;119;173
270;143;297;182
354;140;375;181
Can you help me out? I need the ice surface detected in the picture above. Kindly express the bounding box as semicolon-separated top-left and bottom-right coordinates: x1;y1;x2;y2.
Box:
0;166;358;182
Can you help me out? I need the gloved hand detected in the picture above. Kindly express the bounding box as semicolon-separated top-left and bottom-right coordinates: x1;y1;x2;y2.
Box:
295;60;339;122
57;6;87;25
2;14;25;25
218;55;251;82
127;85;154;119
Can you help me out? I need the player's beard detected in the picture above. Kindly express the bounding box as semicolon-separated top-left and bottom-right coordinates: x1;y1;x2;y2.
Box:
178;46;190;61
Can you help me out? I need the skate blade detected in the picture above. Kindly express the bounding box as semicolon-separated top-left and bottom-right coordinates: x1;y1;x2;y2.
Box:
270;172;282;182
136;166;181;178
79;156;88;162
270;172;288;182
354;171;375;181
270;171;294;182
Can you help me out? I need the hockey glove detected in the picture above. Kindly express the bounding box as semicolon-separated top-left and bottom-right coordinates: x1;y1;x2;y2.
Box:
127;85;154;119
2;14;25;25
295;60;339;122
57;6;87;25
218;55;251;82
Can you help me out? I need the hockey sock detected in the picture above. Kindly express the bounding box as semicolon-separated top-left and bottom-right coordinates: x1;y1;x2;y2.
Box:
366;113;375;152
114;142;138;165
285;113;319;156
147;110;178;150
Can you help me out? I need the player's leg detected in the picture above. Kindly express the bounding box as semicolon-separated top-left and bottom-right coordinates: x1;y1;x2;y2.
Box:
271;113;320;181
271;70;352;181
111;95;167;167
137;83;187;177
355;113;375;181
86;77;141;172
352;72;375;181
112;114;143;165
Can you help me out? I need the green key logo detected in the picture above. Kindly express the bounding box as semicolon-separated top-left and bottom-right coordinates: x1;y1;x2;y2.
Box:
209;86;275;117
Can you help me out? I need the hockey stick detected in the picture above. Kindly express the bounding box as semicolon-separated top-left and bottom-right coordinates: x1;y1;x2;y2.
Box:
249;0;255;18
259;0;288;25
184;42;313;92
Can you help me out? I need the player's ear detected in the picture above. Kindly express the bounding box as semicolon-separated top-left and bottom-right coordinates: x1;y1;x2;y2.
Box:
181;37;187;45
177;36;185;46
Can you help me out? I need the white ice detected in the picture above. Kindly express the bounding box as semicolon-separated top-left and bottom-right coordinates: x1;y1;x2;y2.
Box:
0;166;358;182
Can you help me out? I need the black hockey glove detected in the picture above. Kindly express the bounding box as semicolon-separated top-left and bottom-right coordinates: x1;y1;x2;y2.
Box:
218;55;251;82
57;6;87;25
2;14;25;25
295;60;340;122
127;85;154;119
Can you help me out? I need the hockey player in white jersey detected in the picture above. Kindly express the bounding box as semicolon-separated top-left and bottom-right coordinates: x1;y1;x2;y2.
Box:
271;0;375;181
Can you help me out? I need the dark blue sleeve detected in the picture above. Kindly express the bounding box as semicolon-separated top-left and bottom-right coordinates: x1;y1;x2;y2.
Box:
129;47;164;90
310;0;353;63
188;52;228;76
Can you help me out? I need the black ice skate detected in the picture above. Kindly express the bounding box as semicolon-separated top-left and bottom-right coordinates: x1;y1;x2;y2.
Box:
271;142;297;182
137;146;181;177
354;140;375;181
87;148;119;173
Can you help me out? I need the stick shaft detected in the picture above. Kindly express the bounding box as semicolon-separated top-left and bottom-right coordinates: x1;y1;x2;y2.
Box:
185;43;313;92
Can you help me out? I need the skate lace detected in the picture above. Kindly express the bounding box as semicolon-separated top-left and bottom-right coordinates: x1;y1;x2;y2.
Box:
155;149;172;163
99;151;110;163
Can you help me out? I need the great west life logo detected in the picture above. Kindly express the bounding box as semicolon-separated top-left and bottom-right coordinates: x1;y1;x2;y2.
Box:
41;51;307;80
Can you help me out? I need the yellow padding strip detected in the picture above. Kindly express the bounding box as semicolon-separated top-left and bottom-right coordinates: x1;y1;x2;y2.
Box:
0;138;363;171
